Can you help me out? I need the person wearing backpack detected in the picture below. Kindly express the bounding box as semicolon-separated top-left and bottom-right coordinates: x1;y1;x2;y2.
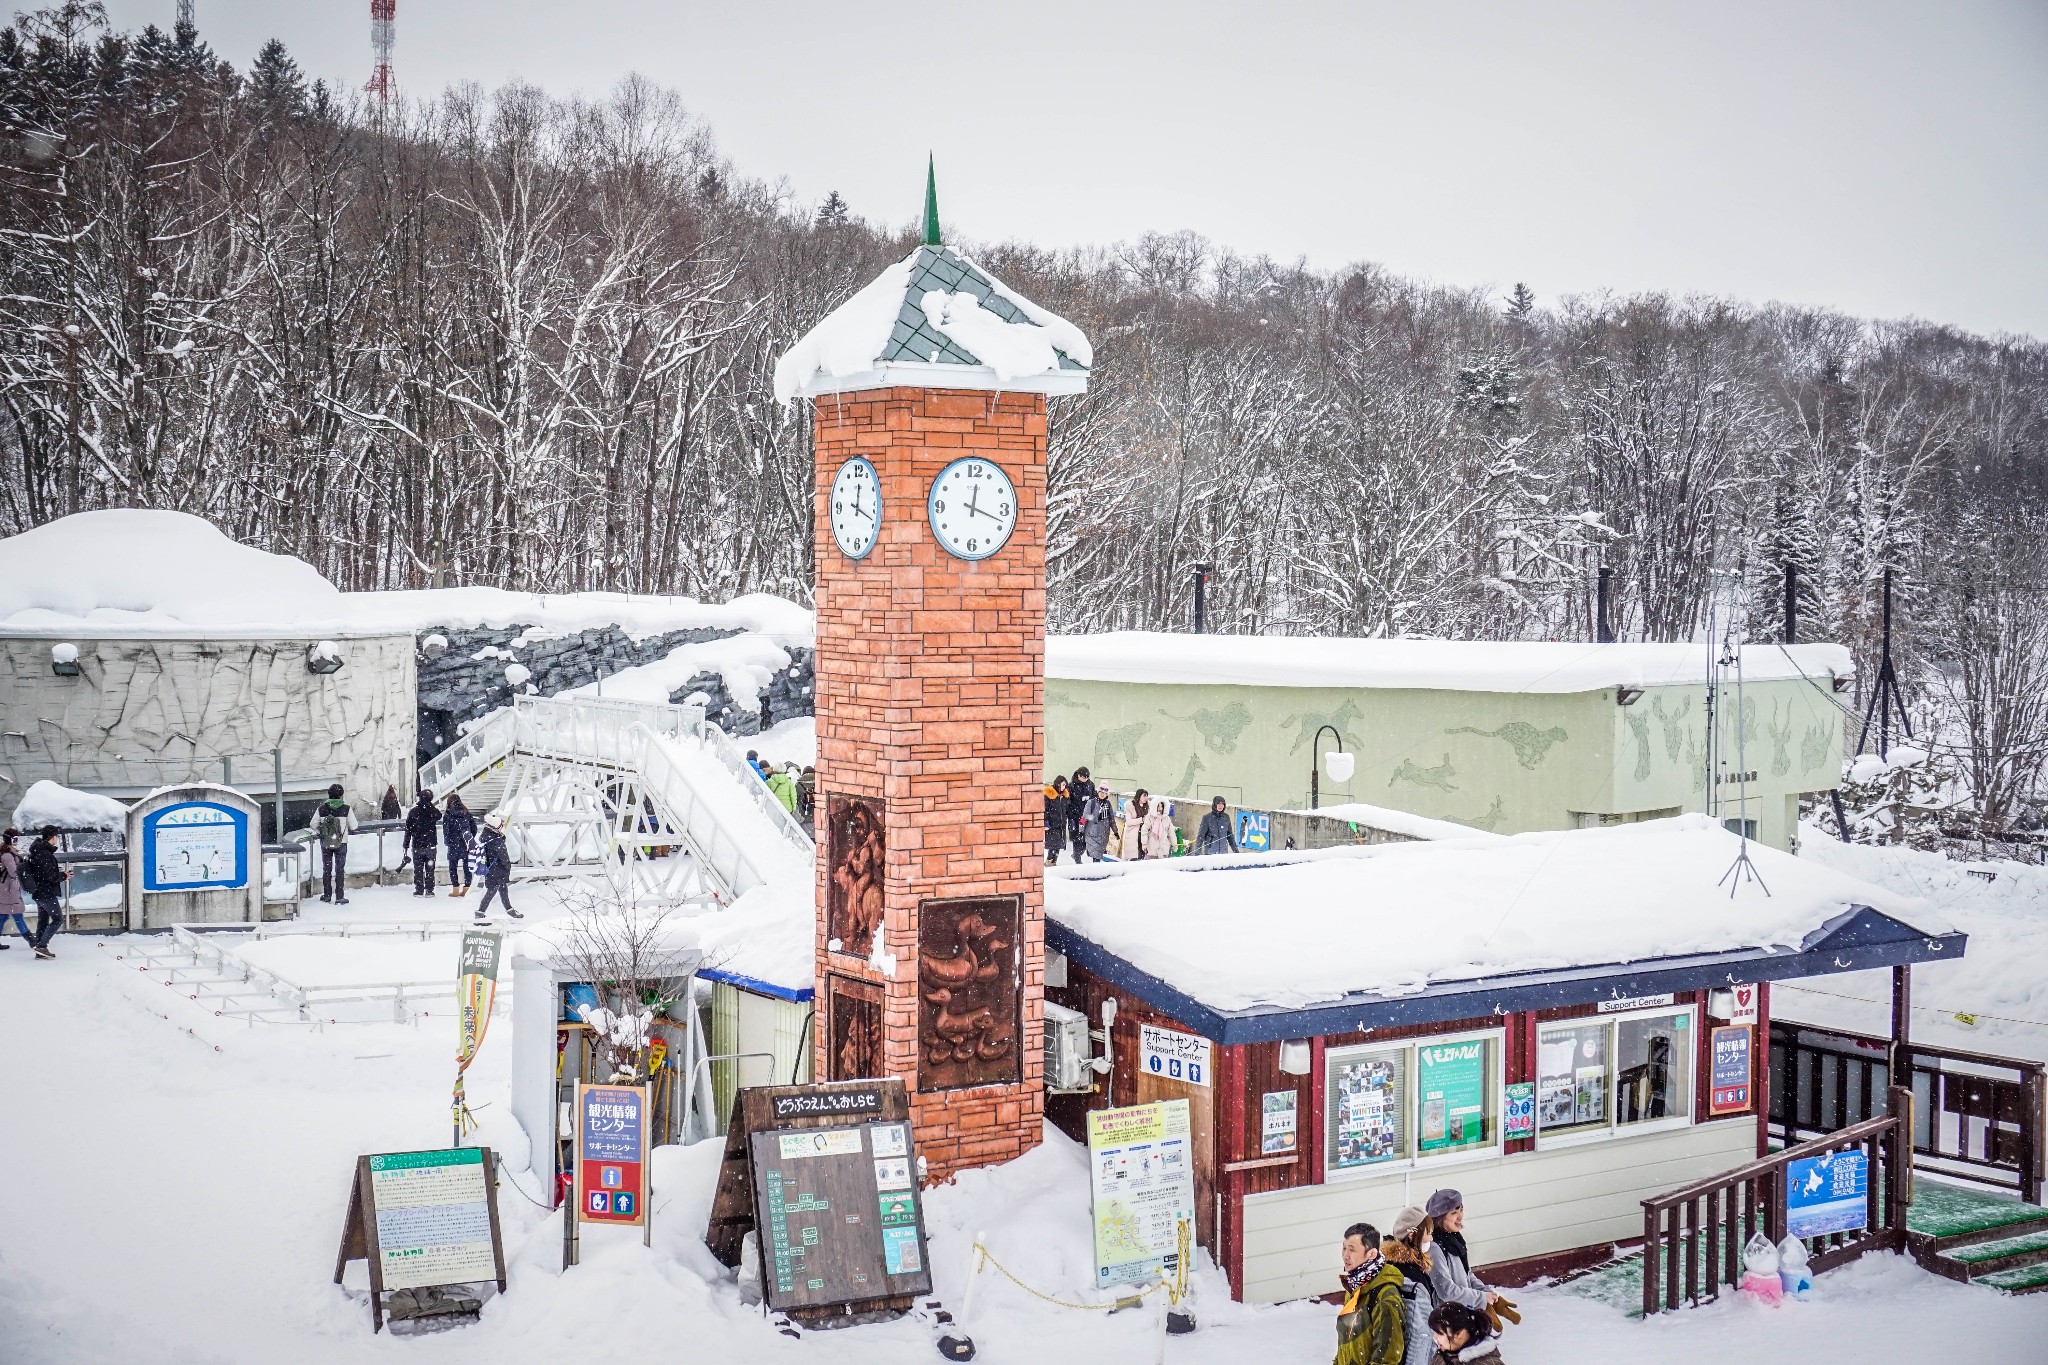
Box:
1336;1221;1407;1365
23;825;68;959
312;784;358;905
0;827;31;949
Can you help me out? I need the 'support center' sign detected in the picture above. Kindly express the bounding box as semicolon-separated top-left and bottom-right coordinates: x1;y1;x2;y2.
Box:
1087;1100;1196;1288
1139;1024;1211;1087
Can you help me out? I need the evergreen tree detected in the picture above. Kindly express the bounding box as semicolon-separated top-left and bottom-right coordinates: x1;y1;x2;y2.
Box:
248;37;306;117
1504;282;1536;321
815;190;849;228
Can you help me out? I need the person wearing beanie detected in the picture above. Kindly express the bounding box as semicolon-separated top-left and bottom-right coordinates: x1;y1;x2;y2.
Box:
1335;1221;1406;1365
1382;1206;1440;1365
1427;1302;1503;1365
1423;1190;1499;1315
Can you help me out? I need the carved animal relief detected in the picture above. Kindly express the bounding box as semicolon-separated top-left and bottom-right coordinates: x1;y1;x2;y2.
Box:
825;794;886;959
917;895;1022;1091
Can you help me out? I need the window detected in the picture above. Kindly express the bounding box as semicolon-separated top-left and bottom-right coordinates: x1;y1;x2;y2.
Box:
1325;1032;1501;1176
1722;817;1758;839
1537;1007;1695;1146
1572;808;1682;829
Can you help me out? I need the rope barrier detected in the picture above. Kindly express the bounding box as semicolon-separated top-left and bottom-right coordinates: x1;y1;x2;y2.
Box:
1773;980;2048;1032
967;1219;1191;1315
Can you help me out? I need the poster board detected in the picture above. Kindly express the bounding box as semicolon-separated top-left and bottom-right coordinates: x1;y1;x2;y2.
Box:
1087;1099;1196;1288
142;801;248;891
1708;1025;1753;1115
748;1118;934;1311
334;1147;507;1332
575;1083;648;1226
1786;1149;1870;1239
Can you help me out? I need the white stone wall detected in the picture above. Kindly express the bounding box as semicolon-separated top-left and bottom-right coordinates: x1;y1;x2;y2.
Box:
0;634;416;819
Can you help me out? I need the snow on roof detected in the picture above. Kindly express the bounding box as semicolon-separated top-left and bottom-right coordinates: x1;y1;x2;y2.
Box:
693;877;816;997
0;511;814;642
561;633;796;713
1293;801;1505;843
773;245;1091;402
1047;632;1853;693
11;779;127;832
1045;815;1943;1013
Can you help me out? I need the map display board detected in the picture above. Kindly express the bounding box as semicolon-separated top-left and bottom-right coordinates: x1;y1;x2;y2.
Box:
576;1083;648;1226
1087;1100;1196;1288
1786;1149;1870;1239
334;1147;507;1332
746;1119;933;1311
142;801;247;892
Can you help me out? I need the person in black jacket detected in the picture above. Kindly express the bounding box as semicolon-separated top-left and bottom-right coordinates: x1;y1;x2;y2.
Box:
24;825;68;959
405;790;442;895
1066;768;1095;855
1193;795;1239;856
1044;776;1070;865
474;815;522;920
442;793;478;898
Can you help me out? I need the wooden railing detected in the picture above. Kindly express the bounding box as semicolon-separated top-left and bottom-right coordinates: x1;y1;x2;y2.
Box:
1641;1085;1912;1315
1769;1019;2044;1204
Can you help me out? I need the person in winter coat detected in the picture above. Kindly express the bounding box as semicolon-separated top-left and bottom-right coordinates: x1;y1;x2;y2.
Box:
1121;789;1174;860
379;784;402;821
1426;1303;1503;1365
23;825;68;959
1044;777;1070;864
442;793;479;898
1193;795;1238;856
405;790;442;896
1383;1207;1441;1365
0;828;31;948
766;763;800;815
1335;1221;1406;1365
474;815;521;920
1066;767;1095;855
311;784;359;905
796;766;817;824
746;750;768;781
1081;786;1121;862
1423;1190;1500;1315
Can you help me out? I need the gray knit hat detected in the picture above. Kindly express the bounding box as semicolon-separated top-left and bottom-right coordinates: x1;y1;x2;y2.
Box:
1425;1188;1463;1219
1389;1205;1430;1241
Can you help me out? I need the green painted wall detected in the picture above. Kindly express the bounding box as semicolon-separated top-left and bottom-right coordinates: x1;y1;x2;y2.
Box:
1044;675;1842;850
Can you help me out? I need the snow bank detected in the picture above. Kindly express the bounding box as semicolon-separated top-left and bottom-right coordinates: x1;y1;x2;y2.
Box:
752;716;816;769
1047;632;1854;693
694;877;814;994
10;779;126;832
342;587;813;643
562;634;794;712
1047;815;1940;1012
1294;800;1505;842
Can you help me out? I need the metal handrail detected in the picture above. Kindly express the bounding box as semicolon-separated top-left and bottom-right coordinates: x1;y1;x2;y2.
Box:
684;709;814;852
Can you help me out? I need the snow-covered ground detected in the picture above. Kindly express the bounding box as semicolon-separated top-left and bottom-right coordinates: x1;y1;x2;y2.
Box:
5;869;2044;1363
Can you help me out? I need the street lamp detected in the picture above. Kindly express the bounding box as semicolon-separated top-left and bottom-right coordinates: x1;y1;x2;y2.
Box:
1310;725;1353;809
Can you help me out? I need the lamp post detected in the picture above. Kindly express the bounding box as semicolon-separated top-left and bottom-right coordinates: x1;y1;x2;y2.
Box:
1310;725;1353;809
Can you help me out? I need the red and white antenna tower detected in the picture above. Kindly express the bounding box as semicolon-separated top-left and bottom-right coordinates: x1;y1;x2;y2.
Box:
367;0;396;107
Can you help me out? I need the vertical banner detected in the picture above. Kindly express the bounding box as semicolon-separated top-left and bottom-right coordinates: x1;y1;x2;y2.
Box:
576;1083;649;1227
452;929;503;1143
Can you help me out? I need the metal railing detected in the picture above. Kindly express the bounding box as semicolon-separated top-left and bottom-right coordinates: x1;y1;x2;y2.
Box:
1769;1019;2044;1204
1643;1085;1912;1315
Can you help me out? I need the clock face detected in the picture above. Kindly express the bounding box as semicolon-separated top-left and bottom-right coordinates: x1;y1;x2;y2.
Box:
828;457;881;560
926;458;1017;561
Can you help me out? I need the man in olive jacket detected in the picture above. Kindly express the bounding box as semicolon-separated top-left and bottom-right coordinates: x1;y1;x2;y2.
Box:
1335;1221;1406;1365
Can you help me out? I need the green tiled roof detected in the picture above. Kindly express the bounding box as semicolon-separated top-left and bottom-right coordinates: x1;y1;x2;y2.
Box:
877;245;1087;372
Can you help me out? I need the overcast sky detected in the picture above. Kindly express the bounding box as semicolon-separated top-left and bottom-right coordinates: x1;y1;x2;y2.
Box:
101;1;2048;339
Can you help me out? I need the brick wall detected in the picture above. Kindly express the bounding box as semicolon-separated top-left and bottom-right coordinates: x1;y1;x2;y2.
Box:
811;387;1048;1182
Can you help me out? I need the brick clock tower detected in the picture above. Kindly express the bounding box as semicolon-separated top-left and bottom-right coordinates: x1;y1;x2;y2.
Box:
774;171;1090;1180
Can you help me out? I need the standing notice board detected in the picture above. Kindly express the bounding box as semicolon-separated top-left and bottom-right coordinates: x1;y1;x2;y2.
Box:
1087;1099;1196;1288
334;1147;507;1332
576;1083;648;1226
748;1118;933;1311
142;801;248;891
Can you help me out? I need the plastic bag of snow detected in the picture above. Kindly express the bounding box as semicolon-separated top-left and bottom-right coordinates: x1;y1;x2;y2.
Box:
12;779;127;832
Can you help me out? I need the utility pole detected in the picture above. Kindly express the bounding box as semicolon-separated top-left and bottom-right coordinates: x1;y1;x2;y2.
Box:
1191;563;1208;634
1857;567;1911;760
367;0;396;109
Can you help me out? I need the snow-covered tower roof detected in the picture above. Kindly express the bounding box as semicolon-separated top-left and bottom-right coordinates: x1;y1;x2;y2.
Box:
773;162;1092;402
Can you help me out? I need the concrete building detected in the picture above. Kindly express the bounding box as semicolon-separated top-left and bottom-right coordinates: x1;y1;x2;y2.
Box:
1045;634;1854;850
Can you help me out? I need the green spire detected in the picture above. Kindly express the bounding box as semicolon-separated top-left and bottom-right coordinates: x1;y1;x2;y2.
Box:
922;155;940;246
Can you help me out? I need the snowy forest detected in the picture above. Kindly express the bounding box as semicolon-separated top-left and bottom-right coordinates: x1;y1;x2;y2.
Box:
4;6;2047;834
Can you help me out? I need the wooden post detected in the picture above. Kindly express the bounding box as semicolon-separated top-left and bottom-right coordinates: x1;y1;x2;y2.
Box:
1888;1085;1914;1229
1889;965;1912;1085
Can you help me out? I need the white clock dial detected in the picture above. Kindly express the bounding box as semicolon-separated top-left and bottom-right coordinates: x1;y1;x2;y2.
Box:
829;457;881;559
926;458;1018;561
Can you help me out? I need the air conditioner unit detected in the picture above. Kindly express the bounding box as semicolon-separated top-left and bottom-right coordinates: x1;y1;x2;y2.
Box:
1044;1000;1094;1094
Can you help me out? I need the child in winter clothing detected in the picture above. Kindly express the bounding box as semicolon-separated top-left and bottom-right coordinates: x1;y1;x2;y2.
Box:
312;784;358;904
1081;786;1120;862
1426;1303;1503;1365
1335;1222;1406;1365
1383;1207;1440;1365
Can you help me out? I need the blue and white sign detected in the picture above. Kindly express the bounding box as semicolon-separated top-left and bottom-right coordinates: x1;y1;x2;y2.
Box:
1235;810;1271;853
1139;1023;1211;1088
1786;1150;1869;1239
141;802;248;892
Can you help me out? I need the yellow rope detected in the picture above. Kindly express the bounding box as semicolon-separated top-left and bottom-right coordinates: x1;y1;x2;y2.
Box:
970;1219;1193;1313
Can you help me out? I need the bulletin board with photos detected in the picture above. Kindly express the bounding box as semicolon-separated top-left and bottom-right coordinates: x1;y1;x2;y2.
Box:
1325;1031;1501;1176
1536;1006;1696;1144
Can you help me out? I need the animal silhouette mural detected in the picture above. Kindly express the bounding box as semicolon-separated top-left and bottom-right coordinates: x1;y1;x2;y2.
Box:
918;896;1022;1090
1161;701;1255;754
1767;701;1794;777
826;794;886;959
1046;687;1089;713
1173;752;1206;796
1454;795;1506;832
1799;718;1834;775
1651;693;1692;762
1282;699;1363;753
1447;722;1568;769
1093;720;1151;770
1623;709;1653;782
1390;754;1459;792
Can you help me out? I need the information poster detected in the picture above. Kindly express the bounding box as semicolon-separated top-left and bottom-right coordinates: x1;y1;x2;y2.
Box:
1261;1091;1299;1154
1709;1025;1753;1115
1139;1024;1212;1087
1786;1150;1869;1239
1087;1100;1196;1288
577;1083;647;1226
1539;1028;1608;1128
143;802;247;891
1331;1053;1401;1168
1503;1082;1535;1139
749;1119;931;1309
1417;1039;1489;1152
368;1148;498;1290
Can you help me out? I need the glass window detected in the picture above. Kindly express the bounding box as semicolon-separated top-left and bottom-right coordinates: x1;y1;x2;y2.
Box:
1417;1037;1498;1156
1537;1022;1610;1138
1327;1048;1405;1172
1616;1011;1694;1126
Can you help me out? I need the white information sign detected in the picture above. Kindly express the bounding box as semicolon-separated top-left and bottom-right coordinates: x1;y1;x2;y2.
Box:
1139;1023;1212;1087
368;1149;498;1290
1086;1100;1197;1288
1596;993;1676;1014
1728;983;1760;1027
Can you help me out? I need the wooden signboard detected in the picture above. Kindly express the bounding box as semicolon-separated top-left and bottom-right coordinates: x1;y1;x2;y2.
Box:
334;1147;508;1332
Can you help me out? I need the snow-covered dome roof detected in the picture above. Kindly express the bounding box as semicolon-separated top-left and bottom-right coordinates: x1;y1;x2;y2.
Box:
0;509;350;637
773;244;1092;402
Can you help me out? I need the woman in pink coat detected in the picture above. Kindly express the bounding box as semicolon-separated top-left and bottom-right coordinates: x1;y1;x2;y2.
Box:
0;828;30;948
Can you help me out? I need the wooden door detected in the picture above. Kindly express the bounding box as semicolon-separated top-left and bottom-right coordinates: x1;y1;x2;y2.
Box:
1136;1067;1217;1253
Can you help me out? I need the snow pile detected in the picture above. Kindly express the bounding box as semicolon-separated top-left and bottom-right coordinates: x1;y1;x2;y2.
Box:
1782;828;2048;1061
1048;632;1853;692
752;715;817;769
344;587;812;643
1294;800;1507;843
693;876;815;993
1047;815;1941;1012
641;730;811;888
10;779;126;832
48;642;76;665
773;254;917;402
0;510;345;634
503;662;532;687
918;288;1080;386
563;634;794;712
